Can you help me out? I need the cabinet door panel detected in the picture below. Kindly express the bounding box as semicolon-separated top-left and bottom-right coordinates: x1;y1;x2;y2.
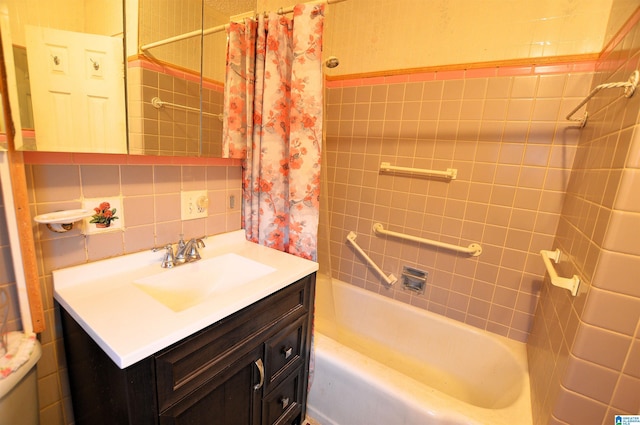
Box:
156;275;313;411
262;369;303;425
160;346;263;425
264;316;307;393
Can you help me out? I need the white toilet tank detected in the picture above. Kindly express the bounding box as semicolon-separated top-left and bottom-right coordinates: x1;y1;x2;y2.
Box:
0;332;42;425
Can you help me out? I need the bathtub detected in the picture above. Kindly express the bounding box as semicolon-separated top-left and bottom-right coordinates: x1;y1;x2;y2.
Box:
306;275;532;425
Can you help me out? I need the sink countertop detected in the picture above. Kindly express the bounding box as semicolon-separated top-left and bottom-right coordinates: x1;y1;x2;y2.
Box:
53;230;318;369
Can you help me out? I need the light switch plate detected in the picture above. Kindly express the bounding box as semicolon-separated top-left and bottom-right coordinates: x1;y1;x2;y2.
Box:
181;190;209;220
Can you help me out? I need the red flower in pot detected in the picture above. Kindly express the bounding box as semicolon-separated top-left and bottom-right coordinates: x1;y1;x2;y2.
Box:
90;202;119;228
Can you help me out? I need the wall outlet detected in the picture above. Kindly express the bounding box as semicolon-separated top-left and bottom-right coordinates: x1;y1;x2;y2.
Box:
181;190;209;220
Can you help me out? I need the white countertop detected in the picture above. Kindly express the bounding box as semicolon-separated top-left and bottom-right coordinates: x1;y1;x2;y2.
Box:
53;230;318;369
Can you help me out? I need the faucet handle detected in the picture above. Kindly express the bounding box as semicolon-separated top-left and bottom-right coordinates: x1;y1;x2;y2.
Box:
161;244;176;268
186;238;202;261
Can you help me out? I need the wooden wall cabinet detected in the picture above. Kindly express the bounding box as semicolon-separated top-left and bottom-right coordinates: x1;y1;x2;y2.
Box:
61;273;315;425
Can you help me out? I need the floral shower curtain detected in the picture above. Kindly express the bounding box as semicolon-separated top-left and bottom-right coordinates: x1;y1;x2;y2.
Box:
222;4;324;261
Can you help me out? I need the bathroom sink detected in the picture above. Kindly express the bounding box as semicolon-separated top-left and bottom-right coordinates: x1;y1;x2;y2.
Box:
133;253;276;312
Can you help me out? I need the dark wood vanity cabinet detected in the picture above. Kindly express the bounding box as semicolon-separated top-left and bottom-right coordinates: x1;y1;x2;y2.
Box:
61;273;315;425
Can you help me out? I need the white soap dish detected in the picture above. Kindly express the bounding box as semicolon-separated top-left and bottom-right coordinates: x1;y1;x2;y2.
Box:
34;209;93;233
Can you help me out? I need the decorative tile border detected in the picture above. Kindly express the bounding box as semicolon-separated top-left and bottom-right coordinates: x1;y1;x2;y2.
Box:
128;56;224;92
325;59;599;88
22;152;241;166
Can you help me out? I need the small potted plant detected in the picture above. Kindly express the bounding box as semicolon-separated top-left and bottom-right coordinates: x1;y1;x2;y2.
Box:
90;202;119;228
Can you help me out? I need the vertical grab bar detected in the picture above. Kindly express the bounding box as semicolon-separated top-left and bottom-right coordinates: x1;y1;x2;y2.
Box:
346;232;397;285
540;249;580;296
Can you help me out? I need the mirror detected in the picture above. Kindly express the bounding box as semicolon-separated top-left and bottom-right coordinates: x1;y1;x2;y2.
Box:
1;0;260;157
0;4;19;151
0;0;127;154
130;0;255;157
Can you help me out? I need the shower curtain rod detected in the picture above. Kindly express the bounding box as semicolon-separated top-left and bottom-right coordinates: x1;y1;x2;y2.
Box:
140;0;347;52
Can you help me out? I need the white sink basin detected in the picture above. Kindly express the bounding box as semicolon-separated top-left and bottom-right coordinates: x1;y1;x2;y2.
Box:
133;253;276;312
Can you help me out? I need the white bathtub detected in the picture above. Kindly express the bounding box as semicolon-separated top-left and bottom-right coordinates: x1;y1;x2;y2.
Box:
307;275;532;425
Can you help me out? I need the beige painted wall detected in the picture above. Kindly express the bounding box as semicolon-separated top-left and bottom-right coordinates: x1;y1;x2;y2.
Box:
604;0;639;45
135;0;636;85
321;0;615;77
4;0;121;46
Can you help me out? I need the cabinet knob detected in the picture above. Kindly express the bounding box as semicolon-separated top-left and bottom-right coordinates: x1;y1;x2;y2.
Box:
280;397;290;409
282;346;293;359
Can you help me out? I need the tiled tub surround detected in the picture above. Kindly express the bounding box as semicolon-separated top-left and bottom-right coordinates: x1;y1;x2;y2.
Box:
324;68;593;342
26;161;241;424
526;7;640;425
127;58;224;157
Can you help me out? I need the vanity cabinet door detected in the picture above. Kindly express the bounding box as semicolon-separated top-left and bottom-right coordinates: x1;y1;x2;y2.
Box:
159;345;263;425
262;368;304;425
61;273;315;425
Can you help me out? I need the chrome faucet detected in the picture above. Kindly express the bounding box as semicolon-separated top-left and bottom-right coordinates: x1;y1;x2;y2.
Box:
160;235;206;268
175;237;205;264
161;244;176;268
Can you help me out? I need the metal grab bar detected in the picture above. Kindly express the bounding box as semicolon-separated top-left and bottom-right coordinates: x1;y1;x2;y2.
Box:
373;223;482;257
380;162;457;180
346;232;397;285
151;97;222;119
539;249;580;297
566;70;639;128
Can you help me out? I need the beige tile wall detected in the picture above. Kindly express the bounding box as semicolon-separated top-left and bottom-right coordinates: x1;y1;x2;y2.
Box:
128;64;224;157
527;8;640;425
27;163;241;424
325;69;592;341
137;0;203;75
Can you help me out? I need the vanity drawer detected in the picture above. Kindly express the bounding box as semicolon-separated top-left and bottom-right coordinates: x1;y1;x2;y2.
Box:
262;368;304;425
155;274;314;412
264;316;307;393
